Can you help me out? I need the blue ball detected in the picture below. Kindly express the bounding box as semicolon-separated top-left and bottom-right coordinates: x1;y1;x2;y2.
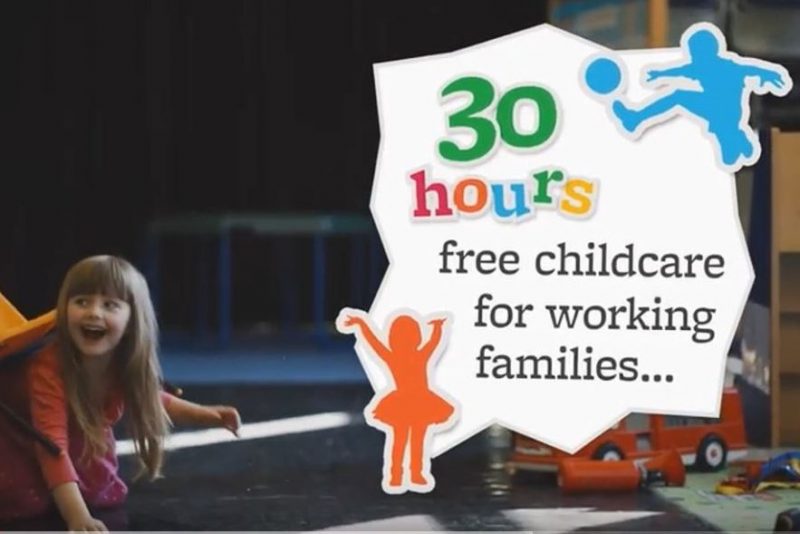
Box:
585;57;622;96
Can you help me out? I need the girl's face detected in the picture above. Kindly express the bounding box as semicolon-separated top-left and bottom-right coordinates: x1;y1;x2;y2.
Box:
67;293;131;358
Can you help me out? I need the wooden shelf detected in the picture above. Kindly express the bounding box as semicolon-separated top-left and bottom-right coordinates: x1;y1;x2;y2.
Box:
771;129;800;447
778;315;800;376
778;375;800;445
779;255;800;311
773;132;800;251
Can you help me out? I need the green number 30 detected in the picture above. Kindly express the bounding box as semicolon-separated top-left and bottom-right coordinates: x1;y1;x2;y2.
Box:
437;76;558;163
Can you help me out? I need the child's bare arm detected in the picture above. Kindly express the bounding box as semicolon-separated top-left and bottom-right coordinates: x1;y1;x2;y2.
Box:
52;482;107;532
164;395;241;436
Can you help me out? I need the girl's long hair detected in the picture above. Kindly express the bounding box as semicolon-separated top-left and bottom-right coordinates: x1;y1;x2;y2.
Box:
56;255;170;479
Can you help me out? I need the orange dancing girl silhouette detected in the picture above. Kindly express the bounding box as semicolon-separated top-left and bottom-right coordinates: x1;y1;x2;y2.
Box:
337;308;457;494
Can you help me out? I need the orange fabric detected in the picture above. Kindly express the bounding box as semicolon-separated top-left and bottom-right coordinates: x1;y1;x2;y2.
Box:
0;317;56;362
0;290;55;360
0;292;27;332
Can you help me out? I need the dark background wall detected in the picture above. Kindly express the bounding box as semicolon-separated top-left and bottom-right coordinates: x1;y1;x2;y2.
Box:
0;0;547;328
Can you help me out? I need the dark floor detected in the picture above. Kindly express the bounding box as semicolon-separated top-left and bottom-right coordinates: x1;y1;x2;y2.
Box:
109;384;718;531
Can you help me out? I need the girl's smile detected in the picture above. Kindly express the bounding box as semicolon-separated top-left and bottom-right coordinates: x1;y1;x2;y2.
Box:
67;294;131;358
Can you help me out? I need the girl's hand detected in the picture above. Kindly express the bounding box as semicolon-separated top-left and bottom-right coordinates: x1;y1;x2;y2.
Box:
68;514;108;532
53;482;106;533
212;405;241;437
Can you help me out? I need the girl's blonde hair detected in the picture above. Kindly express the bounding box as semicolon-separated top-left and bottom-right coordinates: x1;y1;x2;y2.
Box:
56;255;170;479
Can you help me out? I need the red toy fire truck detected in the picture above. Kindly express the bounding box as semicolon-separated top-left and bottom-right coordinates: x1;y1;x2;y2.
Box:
508;388;747;474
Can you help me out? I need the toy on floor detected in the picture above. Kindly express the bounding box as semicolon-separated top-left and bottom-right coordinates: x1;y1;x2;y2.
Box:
558;449;686;493
716;452;800;495
509;388;747;475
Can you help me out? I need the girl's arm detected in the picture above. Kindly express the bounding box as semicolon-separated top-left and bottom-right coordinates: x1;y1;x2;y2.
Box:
163;393;241;436
52;482;108;532
420;318;446;358
28;347;107;531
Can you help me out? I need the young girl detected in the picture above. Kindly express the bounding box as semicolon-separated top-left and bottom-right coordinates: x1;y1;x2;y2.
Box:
0;255;241;531
337;308;456;494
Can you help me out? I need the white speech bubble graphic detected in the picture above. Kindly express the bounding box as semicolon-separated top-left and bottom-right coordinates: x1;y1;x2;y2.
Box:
356;24;769;457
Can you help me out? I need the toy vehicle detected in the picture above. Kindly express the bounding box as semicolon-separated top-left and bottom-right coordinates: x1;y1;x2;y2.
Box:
717;452;800;495
508;388;747;473
559;449;687;493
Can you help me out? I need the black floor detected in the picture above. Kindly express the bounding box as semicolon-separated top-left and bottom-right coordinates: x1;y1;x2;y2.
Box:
108;384;718;531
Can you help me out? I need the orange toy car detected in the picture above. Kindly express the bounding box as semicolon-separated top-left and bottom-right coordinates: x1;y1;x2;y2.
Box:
509;388;747;474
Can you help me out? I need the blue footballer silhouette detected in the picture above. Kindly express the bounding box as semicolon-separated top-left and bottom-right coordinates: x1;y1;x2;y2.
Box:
584;24;792;171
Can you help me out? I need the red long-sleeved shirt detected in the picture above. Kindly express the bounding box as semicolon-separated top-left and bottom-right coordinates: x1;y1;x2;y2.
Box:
28;344;173;506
